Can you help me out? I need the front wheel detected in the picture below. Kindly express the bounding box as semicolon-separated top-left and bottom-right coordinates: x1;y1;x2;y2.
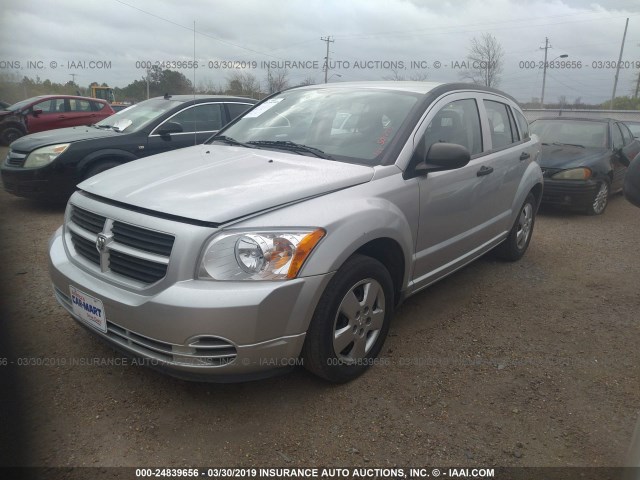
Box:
494;192;537;262
586;180;609;215
0;125;25;146
302;254;394;383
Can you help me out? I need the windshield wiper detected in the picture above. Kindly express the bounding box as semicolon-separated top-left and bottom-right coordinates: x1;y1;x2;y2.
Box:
247;140;333;159
210;135;255;148
552;142;585;148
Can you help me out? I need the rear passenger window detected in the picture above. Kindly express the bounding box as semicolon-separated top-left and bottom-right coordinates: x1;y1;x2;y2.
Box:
514;110;530;140
484;100;517;149
227;103;253;121
90;101;106;111
69;99;92;112
422;98;482;155
168;104;224;133
618;123;633;145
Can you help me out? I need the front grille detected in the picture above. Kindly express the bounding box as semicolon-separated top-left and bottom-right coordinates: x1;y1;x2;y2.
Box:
5;150;26;167
71;206;106;233
109;250;168;284
67;205;174;285
112;221;174;256
70;231;100;265
54;287;236;367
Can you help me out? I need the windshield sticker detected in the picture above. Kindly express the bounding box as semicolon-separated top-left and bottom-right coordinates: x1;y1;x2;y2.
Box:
243;98;284;118
113;118;132;131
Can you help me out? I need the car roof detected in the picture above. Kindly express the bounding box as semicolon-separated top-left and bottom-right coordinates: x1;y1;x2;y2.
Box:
151;95;256;103
287;81;521;106
532;117;615;123
291;80;514;96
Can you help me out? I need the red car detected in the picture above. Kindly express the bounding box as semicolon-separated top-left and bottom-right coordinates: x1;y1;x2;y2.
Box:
0;95;115;145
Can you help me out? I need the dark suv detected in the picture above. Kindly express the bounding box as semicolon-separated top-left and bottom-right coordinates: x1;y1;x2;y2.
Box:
1;95;256;200
0;95;115;145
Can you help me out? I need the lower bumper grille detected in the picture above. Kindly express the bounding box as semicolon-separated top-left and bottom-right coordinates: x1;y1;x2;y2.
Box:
54;286;237;367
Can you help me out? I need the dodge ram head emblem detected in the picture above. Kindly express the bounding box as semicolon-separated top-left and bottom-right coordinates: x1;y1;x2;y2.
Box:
95;234;109;253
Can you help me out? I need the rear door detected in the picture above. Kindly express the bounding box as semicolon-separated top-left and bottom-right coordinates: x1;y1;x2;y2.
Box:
65;98;98;128
478;96;535;237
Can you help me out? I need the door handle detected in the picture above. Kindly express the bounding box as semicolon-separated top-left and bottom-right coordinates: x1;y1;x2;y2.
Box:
520;152;530;161
477;166;494;177
58;115;65;118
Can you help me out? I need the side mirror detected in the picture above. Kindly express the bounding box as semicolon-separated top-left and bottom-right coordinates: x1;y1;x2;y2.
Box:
32;109;43;117
624;153;640;207
156;121;183;137
415;142;471;174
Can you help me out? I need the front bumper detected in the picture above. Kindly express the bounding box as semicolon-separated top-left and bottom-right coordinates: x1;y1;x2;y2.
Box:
1;164;76;200
48;226;333;381
540;178;599;210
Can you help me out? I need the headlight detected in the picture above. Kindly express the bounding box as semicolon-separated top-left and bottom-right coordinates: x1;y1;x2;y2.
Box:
199;228;325;281
551;167;592;180
23;143;70;168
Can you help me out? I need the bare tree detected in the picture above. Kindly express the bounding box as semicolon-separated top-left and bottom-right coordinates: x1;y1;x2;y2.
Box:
459;33;504;87
265;69;289;94
383;68;405;81
225;72;262;98
297;76;316;87
557;95;567;108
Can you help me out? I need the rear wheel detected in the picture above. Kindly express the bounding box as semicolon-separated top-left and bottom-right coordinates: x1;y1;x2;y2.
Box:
494;192;536;261
302;254;393;383
586;180;609;215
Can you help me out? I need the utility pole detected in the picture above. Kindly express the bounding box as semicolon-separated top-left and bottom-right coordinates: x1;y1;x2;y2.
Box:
540;37;550;108
635;70;639;99
69;73;78;84
321;36;334;84
610;17;629;109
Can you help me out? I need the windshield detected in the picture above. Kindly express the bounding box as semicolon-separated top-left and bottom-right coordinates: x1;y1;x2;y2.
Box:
212;87;420;165
95;97;184;132
530;119;608;149
6;96;44;112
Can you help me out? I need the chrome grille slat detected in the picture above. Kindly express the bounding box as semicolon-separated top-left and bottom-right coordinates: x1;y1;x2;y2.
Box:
109;251;167;283
112;221;174;256
70;231;100;265
70;206;106;234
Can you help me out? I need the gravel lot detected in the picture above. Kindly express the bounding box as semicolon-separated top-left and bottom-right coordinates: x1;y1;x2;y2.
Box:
1;144;639;471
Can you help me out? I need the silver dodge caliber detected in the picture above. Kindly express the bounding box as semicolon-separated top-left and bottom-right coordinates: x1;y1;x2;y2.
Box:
48;82;543;383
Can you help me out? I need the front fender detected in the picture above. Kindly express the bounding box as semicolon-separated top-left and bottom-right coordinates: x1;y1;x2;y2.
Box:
76;149;138;174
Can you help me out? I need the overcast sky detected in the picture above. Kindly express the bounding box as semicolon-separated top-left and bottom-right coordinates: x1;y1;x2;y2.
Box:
1;0;639;104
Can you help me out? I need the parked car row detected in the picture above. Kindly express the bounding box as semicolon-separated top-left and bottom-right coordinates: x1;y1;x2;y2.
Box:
1;94;256;200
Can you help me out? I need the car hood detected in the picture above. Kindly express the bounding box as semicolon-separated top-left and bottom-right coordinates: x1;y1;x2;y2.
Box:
539;144;609;169
10;126;121;151
78;145;375;224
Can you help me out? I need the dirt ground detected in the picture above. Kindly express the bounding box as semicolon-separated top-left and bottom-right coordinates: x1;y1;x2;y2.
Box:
1;143;639;471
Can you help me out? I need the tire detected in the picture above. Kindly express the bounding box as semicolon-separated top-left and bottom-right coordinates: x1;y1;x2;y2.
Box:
494;192;536;262
0;125;26;146
586;180;609;215
83;161;122;180
302;254;394;383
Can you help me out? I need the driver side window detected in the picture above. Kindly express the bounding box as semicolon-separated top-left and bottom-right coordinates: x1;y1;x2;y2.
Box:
422;98;482;155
